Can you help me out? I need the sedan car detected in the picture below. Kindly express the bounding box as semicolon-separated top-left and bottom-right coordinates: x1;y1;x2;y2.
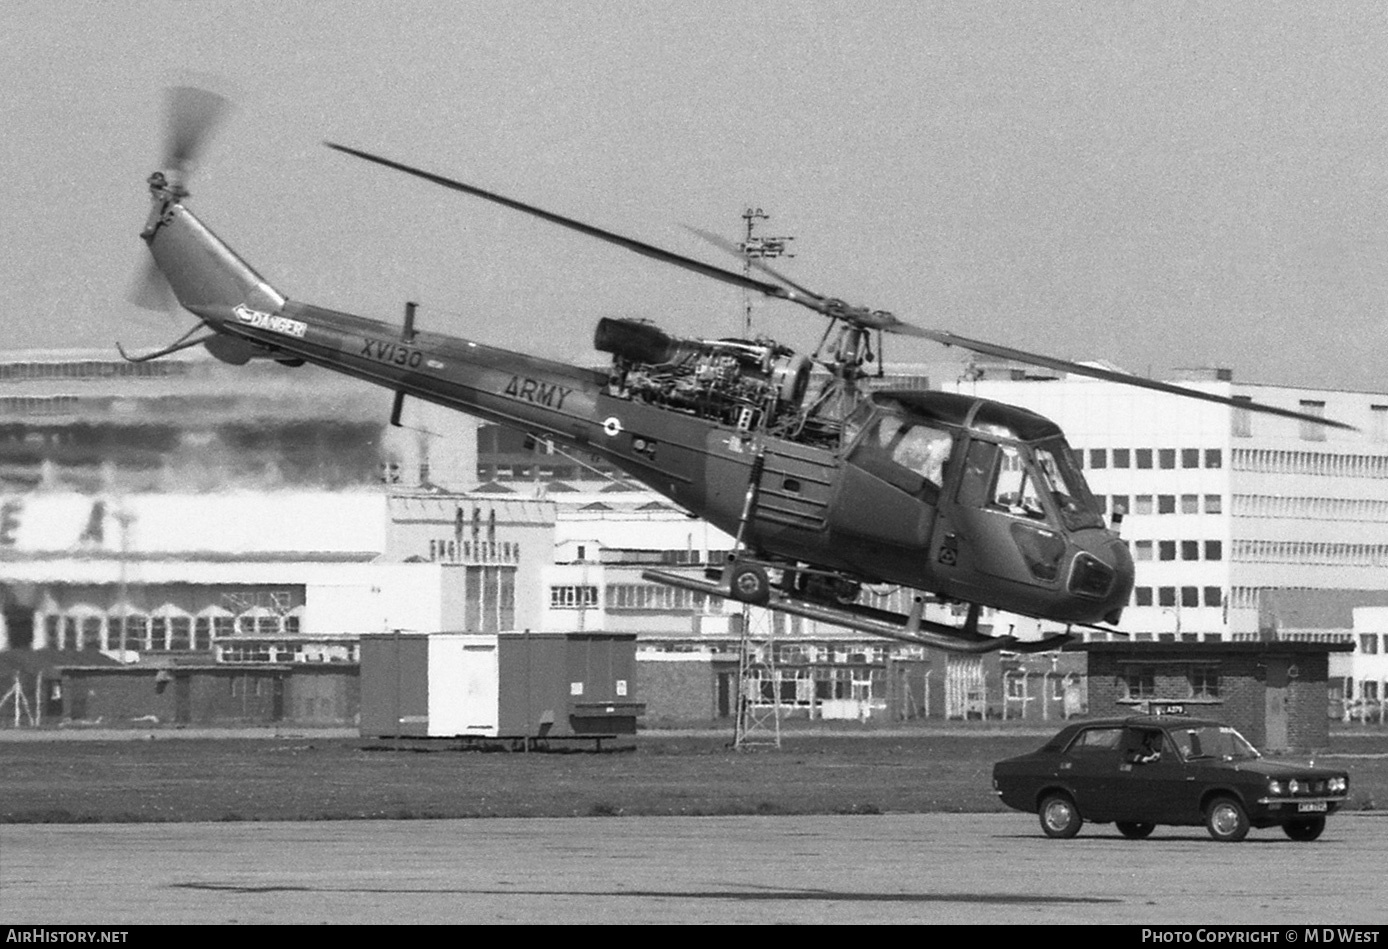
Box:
992;714;1349;841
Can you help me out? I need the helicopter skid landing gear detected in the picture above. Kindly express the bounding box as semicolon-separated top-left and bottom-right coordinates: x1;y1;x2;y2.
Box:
645;566;1018;653
794;571;862;607
727;562;771;606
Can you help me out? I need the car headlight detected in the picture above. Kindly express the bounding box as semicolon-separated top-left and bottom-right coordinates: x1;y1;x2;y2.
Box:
1289;779;1304;794
1268;779;1284;795
1329;776;1348;794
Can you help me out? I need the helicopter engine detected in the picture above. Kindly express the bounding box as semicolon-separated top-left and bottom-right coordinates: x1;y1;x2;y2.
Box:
595;317;811;427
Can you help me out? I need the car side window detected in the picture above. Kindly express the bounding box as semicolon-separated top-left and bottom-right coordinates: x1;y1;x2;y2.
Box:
1065;726;1123;754
1122;727;1168;764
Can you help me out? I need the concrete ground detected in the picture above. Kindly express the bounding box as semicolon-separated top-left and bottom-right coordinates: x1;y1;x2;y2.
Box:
3;812;1385;925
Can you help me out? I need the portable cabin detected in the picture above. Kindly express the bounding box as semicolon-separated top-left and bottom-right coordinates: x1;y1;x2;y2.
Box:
359;630;642;741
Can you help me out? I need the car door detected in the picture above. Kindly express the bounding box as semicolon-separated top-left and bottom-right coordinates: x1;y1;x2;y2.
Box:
1057;725;1125;819
1114;726;1193;823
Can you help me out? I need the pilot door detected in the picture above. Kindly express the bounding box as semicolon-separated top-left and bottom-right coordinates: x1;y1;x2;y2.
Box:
826;413;953;576
941;438;1069;596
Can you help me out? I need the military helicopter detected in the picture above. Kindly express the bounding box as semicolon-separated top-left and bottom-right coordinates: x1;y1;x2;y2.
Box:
129;88;1351;654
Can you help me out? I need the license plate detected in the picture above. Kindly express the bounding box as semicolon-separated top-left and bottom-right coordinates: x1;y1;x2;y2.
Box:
1298;802;1328;813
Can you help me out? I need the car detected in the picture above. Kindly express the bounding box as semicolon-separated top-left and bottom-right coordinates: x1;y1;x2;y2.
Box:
992;713;1350;842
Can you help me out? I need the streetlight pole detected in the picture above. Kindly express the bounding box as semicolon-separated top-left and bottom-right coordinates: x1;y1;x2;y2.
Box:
115;505;134;659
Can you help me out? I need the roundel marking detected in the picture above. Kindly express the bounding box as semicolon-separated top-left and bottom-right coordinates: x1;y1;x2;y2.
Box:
603;416;623;437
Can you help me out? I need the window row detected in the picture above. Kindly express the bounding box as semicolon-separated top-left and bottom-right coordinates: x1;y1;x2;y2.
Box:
1126;632;1224;643
1232;494;1388;522
775;644;888;665
1130;540;1223;562
478;464;584;480
745;667;883;706
1260;631;1353;644
0;359;193;380
550;585;599;609
1077;448;1222;471
1231;449;1388;479
219;641;356;664
1003;673;1074;701
1122;666;1220;699
42;608;301;653
0;396;80;416
605;583;715;612
1231;541;1388;567
597;548;729;566
1099;494;1223;516
1131;586;1224;608
1219;586;1388;618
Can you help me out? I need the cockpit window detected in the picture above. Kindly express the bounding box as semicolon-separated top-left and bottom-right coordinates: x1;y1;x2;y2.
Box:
991;445;1047;520
848;414;954;501
878;418;953;487
957;437;1104;531
1033;439;1103;531
958;440;1050;521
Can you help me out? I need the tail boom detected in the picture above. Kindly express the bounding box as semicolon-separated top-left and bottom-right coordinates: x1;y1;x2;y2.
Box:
141;190;609;452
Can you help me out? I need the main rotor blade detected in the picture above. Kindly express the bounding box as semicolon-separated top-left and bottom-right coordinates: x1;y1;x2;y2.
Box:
901;323;1357;431
324;142;822;308
325;143;1353;431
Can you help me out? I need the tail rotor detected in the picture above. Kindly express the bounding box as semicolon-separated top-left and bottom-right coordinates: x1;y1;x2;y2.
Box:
129;85;232;313
161;85;232;193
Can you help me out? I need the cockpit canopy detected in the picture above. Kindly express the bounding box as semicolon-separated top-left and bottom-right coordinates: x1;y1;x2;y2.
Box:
847;391;1105;532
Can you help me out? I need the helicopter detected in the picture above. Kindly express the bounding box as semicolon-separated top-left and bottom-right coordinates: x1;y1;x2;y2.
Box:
129;88;1352;654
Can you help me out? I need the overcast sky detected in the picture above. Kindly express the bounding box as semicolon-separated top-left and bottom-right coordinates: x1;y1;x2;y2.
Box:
4;1;1386;391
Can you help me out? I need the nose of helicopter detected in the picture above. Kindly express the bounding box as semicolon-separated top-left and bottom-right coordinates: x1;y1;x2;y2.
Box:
1068;530;1135;625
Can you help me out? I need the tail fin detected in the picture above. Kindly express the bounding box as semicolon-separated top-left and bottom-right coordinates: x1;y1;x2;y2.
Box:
141;174;285;324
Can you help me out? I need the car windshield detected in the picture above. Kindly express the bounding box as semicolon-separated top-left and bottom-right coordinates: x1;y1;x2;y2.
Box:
1169;725;1261;762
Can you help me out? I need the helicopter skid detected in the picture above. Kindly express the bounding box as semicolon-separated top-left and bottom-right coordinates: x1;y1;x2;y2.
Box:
642;569;1070;654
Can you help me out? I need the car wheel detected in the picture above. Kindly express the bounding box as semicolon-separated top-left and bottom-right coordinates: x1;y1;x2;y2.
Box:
729;564;771;605
1282;816;1326;842
1204;796;1250;842
1116;821;1155;839
1038;793;1082;839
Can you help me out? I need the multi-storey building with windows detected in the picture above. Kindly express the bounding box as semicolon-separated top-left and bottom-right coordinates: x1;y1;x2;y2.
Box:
952;367;1388;643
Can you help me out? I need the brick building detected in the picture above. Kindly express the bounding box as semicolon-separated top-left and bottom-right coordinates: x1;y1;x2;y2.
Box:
1081;641;1352;752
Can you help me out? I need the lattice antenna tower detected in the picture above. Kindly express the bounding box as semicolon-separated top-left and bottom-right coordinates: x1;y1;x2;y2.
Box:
738;207;794;338
732;208;793;751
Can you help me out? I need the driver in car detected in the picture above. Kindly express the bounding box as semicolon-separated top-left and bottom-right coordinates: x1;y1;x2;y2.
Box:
1129;730;1163;765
